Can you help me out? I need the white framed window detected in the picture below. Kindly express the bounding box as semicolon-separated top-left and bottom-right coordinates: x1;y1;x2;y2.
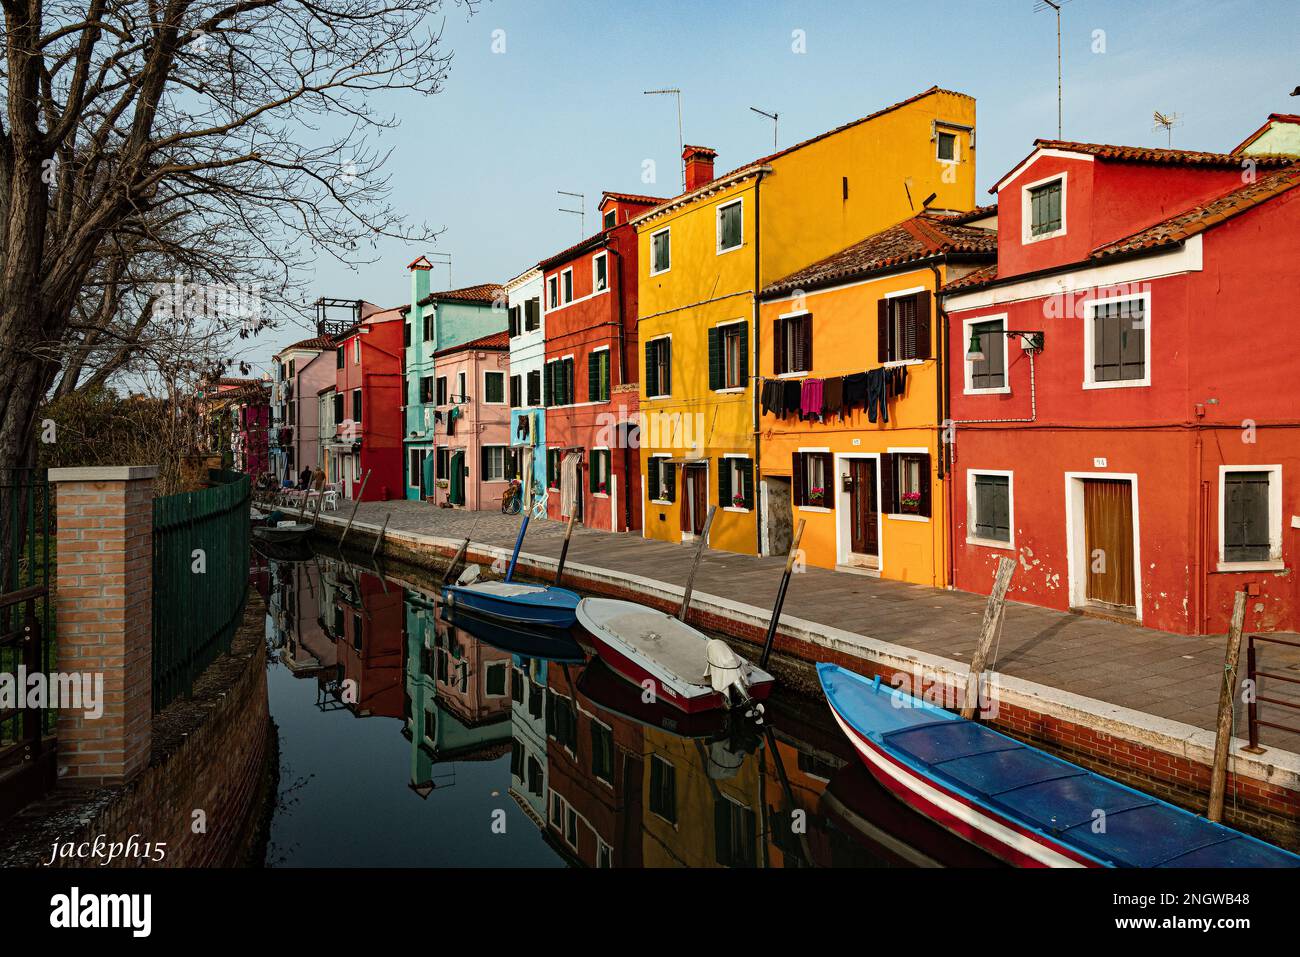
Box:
547;275;558;309
482;445;509;482
353;337;361;364
936;129;959;163
721;454;753;511
967;469;1014;549
457;371;467;401
963;313;1010;395
562;267;574;304
645;335;671;398
483;370;506;405
1021;172;1066;244
647;452;676;505
717;198;743;254
593;252;608;293
1083;292;1150;390
650;227;671;275
1218;465;1283;571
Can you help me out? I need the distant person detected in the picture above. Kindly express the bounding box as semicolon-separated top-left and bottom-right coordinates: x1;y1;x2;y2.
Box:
312;467;325;491
298;466;312;489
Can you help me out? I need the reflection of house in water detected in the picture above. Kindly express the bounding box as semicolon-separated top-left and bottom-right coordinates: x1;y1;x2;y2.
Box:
543;665;644;868
268;559;336;676
318;560;405;719
403;591;513;797
509;657;549;826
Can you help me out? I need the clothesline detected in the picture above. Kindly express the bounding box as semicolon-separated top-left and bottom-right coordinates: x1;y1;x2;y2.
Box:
760;364;909;424
751;357;928;383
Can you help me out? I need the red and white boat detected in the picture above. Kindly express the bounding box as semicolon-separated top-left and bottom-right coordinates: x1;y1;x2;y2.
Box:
576;598;775;714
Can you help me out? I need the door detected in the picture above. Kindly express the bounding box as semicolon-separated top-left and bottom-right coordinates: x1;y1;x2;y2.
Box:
449;451;465;506
848;459;879;559
1083;478;1135;610
681;464;708;536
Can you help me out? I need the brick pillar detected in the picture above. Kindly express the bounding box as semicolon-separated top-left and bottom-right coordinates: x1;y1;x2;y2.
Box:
49;466;158;786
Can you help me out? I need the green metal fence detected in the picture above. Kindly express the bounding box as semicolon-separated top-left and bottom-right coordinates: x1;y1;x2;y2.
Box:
152;470;251;711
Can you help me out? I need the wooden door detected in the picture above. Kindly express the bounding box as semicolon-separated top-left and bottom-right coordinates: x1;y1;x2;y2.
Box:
1083;479;1135;609
849;459;878;556
681;464;707;535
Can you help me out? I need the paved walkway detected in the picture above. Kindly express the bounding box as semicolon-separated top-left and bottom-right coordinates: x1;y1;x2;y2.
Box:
317;499;1300;752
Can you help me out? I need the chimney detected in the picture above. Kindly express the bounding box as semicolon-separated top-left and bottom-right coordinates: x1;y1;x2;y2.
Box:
408;255;432;311
682;145;718;192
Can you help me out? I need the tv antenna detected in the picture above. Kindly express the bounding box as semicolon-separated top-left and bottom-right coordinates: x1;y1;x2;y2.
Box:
750;106;779;150
426;251;452;287
1034;0;1071;138
1152;111;1183;147
644;88;685;191
557;190;585;238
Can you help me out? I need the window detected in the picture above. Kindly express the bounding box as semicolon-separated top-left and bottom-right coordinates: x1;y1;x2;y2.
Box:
527;369;541;406
968;471;1012;546
546;448;561;490
650;227;671;274
792;452;831;509
714;797;757;868
1086;295;1148;387
422;310;433;341
878;291;932;362
645;337;671;398
593;253;608;293
647;456;676;504
603;209;616;229
511;667;524;705
353;338;361;364
508;304;521;338
527;755;543;796
544;358;575;407
351;389;362;424
457;371;466;401
336;346;344;370
481;445;514;482
591;722;613;784
525;297;540;331
484;371;505;404
588;349;610;403
509;374;522;408
937;130;957;162
435;376;447;406
648;755;676;823
965;316;1008;393
408;449;428;489
709;321;747;390
589;448;611;495
332;392;343;423
891;452;930;517
562;268;574;304
718;457;754;511
717;199;742;252
547;276;558;309
1220;467;1281;568
773;312;811;375
436;447;449;480
485;662;507;696
1027;176;1064;238
419;375;434;404
545;693;577;752
404;323;411;348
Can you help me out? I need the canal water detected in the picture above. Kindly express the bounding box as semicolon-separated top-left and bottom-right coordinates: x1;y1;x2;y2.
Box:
256;550;997;868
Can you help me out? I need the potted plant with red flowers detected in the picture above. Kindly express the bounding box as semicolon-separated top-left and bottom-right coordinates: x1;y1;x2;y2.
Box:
808;485;826;506
900;490;922;514
732;492;745;508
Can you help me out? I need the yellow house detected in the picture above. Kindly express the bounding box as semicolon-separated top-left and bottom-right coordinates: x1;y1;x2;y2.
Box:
755;209;997;584
633;86;978;555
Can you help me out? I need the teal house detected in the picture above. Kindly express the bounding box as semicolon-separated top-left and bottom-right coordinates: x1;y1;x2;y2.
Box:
402;256;506;501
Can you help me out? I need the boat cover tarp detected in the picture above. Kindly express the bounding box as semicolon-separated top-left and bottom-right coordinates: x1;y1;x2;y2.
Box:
819;663;1300;868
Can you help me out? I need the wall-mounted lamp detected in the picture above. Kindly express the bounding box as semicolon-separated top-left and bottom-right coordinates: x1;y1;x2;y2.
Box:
966;329;1046;363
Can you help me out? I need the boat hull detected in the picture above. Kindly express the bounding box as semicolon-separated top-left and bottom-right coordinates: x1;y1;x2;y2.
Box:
441;583;580;629
442;604;586;662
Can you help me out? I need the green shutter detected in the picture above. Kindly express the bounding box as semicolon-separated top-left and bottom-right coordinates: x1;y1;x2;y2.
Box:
708;327;723;391
543;363;553;406
738;323;749;385
588;352;600;403
647;457;660;500
718;458;732;504
741;459;754;510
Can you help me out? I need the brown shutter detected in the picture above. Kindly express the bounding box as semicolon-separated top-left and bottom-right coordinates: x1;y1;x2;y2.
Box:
879;452;895;513
791;451;805;507
917;452;932;517
914;292;932;360
802;314;814;373
772;318;783;374
877;299;890;363
817;452;833;509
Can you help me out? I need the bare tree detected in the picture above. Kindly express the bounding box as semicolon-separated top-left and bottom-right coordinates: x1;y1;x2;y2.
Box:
1;0;464;480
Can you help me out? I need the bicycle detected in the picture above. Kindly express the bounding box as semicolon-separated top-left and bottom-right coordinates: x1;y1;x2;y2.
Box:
501;478;523;514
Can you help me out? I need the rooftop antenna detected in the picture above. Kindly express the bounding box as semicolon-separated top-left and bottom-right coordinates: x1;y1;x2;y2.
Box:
1152;111;1183;147
1034;0;1071;139
750;106;779;150
557;190;585;238
644;88;685;191
426;251;452;287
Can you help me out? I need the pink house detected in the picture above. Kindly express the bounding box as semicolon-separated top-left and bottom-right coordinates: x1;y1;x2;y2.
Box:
431;331;511;510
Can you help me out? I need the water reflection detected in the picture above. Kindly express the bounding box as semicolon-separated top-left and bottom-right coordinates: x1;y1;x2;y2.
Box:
258;552;998;868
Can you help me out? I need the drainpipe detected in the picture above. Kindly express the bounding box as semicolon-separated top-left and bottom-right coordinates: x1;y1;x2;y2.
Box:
606;239;633;531
752;169;766;555
929;261;949;590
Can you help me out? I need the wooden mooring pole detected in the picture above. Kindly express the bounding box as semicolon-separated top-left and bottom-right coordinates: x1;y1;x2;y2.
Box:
961;556;1015;720
1208;589;1248;823
555;513;576;585
677;506;717;621
759;520;806;670
370;512;391;560
337;469;372;550
442;536;471;584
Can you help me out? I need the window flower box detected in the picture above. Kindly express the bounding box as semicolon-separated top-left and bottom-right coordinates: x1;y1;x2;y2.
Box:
732;493;746;508
808;486;826;506
900;490;922;514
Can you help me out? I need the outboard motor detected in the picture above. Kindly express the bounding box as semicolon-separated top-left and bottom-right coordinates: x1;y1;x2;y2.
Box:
704;639;750;707
456;564;481;586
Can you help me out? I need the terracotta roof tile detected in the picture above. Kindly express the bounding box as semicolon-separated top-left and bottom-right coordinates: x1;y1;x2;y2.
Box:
279;335;333;353
601;191;666;206
417;283;504;308
761;211;996;297
1034;139;1296;168
433;330;509;358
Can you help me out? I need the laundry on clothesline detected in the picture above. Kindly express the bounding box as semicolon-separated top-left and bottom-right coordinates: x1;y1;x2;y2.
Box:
760;364;907;423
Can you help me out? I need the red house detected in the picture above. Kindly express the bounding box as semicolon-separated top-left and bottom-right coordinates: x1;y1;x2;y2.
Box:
329;303;406;501
540;191;661;530
942;134;1300;635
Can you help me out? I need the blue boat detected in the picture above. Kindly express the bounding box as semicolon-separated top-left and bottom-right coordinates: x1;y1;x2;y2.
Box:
441;600;586;662
441;580;582;629
819;663;1300;868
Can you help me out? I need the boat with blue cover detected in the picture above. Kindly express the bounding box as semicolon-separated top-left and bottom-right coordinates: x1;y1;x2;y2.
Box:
818;662;1300;868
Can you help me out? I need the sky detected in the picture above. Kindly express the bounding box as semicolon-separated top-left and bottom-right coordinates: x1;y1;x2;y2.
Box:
239;0;1299;374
